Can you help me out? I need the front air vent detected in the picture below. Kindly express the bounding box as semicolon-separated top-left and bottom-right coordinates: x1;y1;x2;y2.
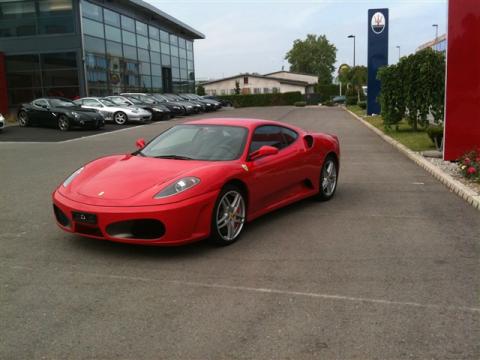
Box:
304;135;314;148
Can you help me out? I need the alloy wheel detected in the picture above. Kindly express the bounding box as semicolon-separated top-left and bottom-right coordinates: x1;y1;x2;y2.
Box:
114;112;127;125
216;190;246;242
321;159;337;197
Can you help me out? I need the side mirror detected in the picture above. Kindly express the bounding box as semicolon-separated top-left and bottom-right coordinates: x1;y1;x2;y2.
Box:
136;138;146;149
249;145;279;161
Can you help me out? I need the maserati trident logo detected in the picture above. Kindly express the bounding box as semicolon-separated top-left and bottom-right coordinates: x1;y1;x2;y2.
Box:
98;191;105;196
371;12;386;34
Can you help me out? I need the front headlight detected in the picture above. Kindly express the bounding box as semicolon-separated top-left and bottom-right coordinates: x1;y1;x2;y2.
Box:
0;114;4;121
70;111;81;118
154;177;200;199
63;167;84;187
152;107;163;112
173;106;180;109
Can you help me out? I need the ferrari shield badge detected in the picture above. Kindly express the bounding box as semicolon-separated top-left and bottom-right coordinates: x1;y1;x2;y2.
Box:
241;164;249;172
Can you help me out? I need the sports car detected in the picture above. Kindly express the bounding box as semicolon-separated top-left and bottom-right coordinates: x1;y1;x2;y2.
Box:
0;113;5;131
74;97;152;125
52;118;340;246
18;97;105;131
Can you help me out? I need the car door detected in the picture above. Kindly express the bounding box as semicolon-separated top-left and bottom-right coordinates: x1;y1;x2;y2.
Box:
31;99;52;126
247;125;302;212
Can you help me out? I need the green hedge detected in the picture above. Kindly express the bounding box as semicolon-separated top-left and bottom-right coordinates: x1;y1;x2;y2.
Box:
346;96;358;106
218;92;303;108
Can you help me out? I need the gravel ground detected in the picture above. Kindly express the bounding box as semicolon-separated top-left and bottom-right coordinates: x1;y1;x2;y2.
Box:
425;156;480;194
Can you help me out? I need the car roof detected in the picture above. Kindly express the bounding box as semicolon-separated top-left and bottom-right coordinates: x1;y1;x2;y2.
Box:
185;118;301;131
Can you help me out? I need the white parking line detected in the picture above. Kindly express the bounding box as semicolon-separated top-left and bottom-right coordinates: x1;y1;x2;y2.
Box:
59;123;148;144
9;264;477;314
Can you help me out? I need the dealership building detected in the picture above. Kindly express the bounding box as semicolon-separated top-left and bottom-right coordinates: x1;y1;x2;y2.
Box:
0;0;204;112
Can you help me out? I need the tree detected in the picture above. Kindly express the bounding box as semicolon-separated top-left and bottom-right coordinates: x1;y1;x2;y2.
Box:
285;34;337;85
196;84;205;96
348;66;367;102
234;80;241;95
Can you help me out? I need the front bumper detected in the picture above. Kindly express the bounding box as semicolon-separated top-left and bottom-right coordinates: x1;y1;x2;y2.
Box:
73;116;104;128
128;113;152;122
52;190;218;246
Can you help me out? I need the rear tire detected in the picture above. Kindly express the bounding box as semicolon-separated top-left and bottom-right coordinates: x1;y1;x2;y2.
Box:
18;111;29;127
209;185;246;246
316;155;338;201
113;111;128;125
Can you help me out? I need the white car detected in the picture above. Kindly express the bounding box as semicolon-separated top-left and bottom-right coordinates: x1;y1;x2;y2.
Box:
74;97;152;125
0;113;5;131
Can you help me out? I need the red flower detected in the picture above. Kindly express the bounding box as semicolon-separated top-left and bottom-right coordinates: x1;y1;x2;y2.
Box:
467;167;477;175
464;158;471;165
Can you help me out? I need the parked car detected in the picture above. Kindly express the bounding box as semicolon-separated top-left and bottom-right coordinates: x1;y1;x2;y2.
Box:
153;93;196;115
52;118;340;246
332;96;346;105
149;94;188;116
74;97;151;125
121;93;185;117
163;93;202;114
17;97;105;131
202;95;232;107
179;93;220;111
105;95;169;121
0;113;4;131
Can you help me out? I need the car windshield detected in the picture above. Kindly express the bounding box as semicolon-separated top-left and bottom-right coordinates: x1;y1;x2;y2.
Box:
99;99;116;106
139;95;156;104
124;97;143;105
50;99;76;107
164;94;181;101
139;125;248;161
152;94;167;102
108;97;131;106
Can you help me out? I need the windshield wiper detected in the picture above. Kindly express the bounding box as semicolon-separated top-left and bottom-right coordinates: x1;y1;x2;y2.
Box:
154;154;194;160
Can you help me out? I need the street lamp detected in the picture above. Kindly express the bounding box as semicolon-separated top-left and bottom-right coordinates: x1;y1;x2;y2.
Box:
396;45;401;61
347;34;356;67
432;24;439;40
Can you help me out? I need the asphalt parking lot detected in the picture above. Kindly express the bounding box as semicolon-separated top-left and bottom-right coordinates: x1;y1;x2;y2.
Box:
1;106;479;359
0;122;143;143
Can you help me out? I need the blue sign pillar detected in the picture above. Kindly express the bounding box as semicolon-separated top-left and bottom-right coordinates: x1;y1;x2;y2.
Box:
367;8;389;115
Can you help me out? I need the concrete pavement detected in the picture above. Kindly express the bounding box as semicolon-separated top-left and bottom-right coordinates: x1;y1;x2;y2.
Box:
0;106;479;359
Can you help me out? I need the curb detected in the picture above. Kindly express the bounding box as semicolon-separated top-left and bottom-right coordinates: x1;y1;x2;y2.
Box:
344;108;480;212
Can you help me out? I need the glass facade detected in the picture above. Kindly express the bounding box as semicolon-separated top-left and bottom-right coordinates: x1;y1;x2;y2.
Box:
6;52;80;105
0;0;75;37
81;1;195;96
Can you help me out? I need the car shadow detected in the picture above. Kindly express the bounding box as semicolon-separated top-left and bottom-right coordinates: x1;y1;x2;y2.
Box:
68;195;336;260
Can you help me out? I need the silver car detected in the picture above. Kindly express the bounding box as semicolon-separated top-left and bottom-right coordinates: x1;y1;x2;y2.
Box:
74;97;151;125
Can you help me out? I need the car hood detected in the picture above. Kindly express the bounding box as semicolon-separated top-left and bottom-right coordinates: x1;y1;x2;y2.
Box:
59;155;236;206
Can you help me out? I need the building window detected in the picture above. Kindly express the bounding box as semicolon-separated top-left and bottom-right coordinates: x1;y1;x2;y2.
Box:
272;87;279;93
263;88;271;94
83;18;105;38
82;1;102;21
254;88;261;94
120;15;134;32
103;8;120;27
243;76;248;84
0;0;74;38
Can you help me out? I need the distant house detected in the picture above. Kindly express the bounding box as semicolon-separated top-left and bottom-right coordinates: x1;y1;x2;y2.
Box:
416;34;447;53
202;71;318;96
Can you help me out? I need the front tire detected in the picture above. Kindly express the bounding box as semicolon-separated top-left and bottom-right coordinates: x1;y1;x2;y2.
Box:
316;155;338;201
209;185;246;246
113;111;128;125
18;111;29;127
58;115;70;131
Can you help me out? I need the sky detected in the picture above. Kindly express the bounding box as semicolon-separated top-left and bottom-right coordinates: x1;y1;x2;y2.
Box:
145;0;448;81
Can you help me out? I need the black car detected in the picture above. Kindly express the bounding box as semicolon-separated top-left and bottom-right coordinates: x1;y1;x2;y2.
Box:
163;94;201;114
177;93;213;112
149;94;187;116
107;95;170;121
17;97;105;131
121;93;185;117
183;93;221;110
153;94;197;115
202;95;232;107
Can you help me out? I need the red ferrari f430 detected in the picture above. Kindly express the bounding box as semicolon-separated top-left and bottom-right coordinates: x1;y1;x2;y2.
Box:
53;118;340;246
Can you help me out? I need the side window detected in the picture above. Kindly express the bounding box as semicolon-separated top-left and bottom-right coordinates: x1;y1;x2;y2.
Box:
33;99;48;108
249;126;284;153
84;99;101;107
281;127;298;146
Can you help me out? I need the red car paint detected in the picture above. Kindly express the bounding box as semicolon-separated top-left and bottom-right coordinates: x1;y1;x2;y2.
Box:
52;118;340;245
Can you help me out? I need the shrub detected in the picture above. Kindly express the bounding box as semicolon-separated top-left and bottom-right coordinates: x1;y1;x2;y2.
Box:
426;124;444;149
458;149;480;182
346;96;357;106
294;101;306;107
218;92;303;108
358;101;367;109
323;100;334;107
